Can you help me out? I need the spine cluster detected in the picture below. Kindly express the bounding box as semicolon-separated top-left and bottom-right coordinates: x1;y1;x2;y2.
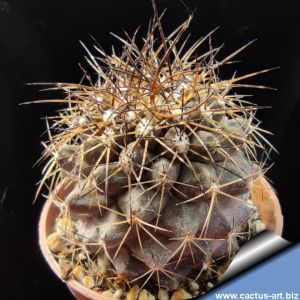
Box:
36;14;273;298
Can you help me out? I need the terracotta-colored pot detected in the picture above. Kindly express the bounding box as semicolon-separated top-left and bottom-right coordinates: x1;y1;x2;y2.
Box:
39;176;283;300
250;177;283;236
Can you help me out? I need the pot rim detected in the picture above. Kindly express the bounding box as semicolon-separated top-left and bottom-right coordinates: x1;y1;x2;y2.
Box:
39;176;283;300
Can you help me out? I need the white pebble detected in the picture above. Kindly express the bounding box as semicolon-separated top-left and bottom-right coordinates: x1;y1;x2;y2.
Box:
72;265;85;281
158;289;169;300
171;289;192;300
47;232;65;253
207;282;214;290
254;220;267;233
103;291;114;297
82;275;95;289
188;280;199;292
113;289;123;299
127;285;140;300
139;289;155;300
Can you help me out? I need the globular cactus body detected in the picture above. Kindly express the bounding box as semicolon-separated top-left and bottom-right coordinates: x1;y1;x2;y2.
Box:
37;12;274;298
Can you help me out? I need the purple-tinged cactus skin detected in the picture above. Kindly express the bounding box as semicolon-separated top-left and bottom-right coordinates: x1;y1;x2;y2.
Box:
32;5;276;298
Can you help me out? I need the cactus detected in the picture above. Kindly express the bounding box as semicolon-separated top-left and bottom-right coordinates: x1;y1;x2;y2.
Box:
33;9;275;299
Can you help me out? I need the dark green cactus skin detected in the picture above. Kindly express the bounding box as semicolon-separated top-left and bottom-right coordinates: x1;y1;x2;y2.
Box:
55;117;259;289
37;14;271;295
